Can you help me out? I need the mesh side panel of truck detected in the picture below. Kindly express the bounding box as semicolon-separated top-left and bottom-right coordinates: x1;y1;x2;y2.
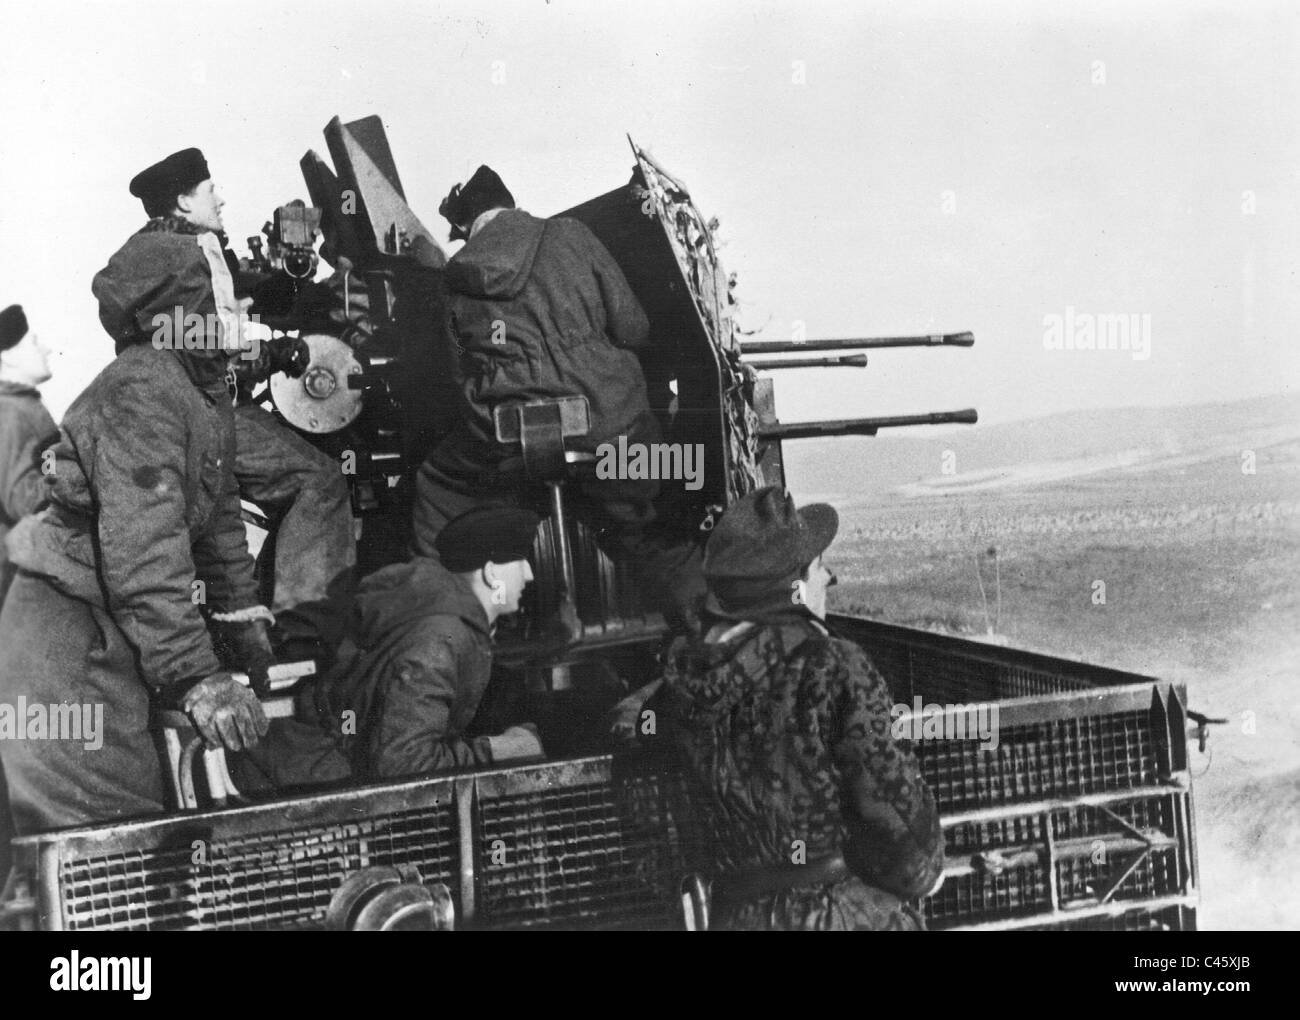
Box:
14;627;1196;931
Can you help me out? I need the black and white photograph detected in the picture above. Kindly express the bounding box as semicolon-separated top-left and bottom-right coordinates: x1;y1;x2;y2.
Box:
0;0;1295;961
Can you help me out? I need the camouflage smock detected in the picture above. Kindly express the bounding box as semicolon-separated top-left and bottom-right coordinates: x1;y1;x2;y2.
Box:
646;614;944;930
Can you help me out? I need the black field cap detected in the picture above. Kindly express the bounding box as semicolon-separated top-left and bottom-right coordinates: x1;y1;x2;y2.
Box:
129;147;210;208
436;506;541;572
0;304;28;352
438;165;515;237
704;486;838;615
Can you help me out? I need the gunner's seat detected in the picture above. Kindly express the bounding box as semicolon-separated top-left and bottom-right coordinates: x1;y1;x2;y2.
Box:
491;396;665;667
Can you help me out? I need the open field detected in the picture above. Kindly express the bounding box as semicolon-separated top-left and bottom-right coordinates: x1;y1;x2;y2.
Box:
821;435;1300;930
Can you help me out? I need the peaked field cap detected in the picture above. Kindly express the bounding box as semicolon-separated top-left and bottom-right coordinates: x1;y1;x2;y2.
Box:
704;486;838;586
438;164;515;226
129;147;210;205
0;304;29;352
436;506;541;572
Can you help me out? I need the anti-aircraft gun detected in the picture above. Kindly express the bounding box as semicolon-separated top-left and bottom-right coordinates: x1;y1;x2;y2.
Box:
255;119;982;681
2;116;1199;933
233;119;1198;931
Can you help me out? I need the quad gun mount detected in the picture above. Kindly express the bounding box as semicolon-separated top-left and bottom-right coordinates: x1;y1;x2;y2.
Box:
245;115;978;648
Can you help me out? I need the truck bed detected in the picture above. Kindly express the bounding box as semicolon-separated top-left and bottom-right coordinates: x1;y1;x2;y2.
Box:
6;617;1197;931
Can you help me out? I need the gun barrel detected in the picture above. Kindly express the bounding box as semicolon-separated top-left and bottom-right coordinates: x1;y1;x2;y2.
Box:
745;354;869;370
740;331;974;354
759;408;978;440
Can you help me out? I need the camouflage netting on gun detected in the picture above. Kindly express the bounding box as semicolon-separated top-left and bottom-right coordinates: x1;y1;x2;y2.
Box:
631;144;763;506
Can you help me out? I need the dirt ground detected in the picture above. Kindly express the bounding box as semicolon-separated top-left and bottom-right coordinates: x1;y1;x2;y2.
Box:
823;447;1300;930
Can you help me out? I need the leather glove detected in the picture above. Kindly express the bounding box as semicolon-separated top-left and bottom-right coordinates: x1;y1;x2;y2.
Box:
211;618;275;696
487;723;545;764
182;672;270;752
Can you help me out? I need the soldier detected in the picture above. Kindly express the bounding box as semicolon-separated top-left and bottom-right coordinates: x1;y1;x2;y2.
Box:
0;305;58;606
412;166;704;629
642;486;945;930
317;507;546;780
105;149;357;670
0;148;271;831
0;304;58;881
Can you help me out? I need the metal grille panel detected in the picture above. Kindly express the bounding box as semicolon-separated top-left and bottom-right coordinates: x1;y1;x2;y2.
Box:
928;864;1051;923
854;638;1092;701
829;614;1147;702
917;710;1158;813
475;769;683;929
925;793;1193;930
945;796;1171;854
12;623;1195;933
60;805;456;931
1050;906;1189;931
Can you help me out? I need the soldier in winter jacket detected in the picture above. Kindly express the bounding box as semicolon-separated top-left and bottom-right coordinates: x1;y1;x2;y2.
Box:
0;304;58;606
0;149;271;831
643;487;945;929
413;166;703;627
319;507;545;780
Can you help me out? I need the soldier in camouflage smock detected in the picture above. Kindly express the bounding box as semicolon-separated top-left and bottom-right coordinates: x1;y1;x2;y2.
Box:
643;487;944;930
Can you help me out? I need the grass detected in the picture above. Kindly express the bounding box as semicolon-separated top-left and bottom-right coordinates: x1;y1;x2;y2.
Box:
824;450;1300;930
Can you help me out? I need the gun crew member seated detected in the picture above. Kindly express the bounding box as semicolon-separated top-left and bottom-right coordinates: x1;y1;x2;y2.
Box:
412;166;703;628
641;486;945;930
0;149;273;832
318;507;546;780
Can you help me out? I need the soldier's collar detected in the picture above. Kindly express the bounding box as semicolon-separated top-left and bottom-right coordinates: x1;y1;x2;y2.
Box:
139;215;210;237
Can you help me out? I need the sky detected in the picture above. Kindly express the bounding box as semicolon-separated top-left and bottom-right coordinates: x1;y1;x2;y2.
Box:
2;0;1296;428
